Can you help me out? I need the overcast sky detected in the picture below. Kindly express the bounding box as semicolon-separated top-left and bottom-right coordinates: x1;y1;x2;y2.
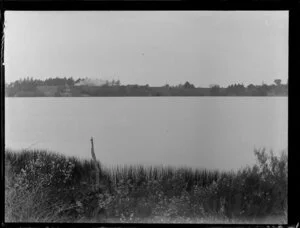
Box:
4;11;288;87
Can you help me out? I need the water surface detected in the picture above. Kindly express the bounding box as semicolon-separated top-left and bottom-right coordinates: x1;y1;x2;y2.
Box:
5;97;288;171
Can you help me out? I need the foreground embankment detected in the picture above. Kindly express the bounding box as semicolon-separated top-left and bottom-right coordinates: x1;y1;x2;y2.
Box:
5;148;287;223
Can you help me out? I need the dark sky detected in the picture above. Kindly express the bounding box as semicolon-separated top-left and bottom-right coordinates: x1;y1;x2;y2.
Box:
4;11;288;87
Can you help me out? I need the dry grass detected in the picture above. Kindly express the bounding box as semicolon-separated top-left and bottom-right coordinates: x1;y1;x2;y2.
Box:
5;148;287;223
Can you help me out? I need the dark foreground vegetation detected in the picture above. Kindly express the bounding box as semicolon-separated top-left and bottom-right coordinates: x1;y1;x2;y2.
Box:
5;77;288;97
5;148;287;223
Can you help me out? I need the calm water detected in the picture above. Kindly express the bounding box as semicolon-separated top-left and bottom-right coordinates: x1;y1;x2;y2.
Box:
5;97;288;171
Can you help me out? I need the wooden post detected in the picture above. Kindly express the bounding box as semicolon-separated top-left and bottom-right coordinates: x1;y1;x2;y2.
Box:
91;137;99;189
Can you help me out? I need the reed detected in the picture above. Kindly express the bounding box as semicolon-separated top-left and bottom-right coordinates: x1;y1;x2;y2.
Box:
4;148;287;223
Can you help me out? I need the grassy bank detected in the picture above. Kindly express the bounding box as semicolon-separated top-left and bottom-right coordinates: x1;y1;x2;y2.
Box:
5;148;287;223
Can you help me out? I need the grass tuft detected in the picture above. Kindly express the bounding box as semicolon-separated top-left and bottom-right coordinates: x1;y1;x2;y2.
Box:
5;148;287;223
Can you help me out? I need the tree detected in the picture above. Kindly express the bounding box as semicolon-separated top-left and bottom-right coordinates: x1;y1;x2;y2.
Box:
258;83;269;96
183;81;195;89
274;79;282;86
75;78;82;84
67;77;75;86
210;84;221;96
246;84;258;96
226;83;246;96
247;84;255;89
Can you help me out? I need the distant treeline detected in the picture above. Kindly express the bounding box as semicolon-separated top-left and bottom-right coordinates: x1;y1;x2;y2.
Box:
5;77;288;97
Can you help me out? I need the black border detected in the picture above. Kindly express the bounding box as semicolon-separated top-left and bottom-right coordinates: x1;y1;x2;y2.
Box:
287;5;300;228
1;1;299;227
1;1;296;11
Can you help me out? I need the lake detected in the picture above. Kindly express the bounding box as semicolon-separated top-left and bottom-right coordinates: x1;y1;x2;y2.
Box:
5;97;288;171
